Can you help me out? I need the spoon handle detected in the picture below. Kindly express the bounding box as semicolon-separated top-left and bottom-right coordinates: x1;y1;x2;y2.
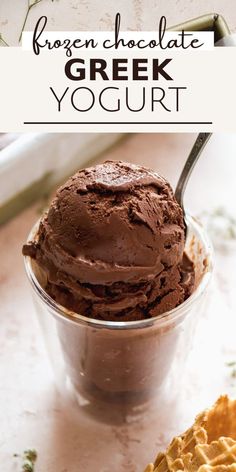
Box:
175;132;212;210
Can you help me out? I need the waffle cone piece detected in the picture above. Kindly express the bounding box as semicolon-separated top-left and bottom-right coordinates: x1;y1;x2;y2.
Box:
144;396;236;472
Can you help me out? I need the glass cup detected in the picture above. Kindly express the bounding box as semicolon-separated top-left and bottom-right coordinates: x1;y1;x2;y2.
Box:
24;214;213;423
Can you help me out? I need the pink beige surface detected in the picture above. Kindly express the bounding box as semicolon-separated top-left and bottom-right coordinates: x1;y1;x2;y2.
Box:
1;133;236;471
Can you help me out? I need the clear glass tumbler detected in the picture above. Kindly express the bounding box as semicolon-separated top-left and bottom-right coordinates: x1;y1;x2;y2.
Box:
24;214;213;423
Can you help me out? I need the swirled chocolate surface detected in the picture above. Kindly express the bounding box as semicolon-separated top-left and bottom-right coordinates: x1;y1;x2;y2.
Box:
23;161;194;321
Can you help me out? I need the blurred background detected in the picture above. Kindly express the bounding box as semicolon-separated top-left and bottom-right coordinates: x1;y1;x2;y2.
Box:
0;131;235;223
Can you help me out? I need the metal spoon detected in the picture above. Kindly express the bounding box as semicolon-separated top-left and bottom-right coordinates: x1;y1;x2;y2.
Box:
175;132;212;233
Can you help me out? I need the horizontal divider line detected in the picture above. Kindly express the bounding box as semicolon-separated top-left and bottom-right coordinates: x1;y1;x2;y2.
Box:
23;121;213;125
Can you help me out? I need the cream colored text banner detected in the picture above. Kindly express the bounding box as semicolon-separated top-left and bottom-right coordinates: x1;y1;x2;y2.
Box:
0;47;235;132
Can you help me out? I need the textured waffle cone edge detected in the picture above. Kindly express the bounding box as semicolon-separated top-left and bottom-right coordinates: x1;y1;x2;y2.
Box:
144;396;236;472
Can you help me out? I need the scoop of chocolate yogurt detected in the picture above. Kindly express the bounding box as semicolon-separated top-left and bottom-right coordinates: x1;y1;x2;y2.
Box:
23;160;194;321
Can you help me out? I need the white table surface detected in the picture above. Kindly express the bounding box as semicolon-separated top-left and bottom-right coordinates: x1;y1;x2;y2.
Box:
1;132;236;471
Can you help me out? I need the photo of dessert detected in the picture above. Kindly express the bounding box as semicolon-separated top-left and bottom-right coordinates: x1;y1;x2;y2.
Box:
22;159;210;415
1;130;235;471
23;160;195;321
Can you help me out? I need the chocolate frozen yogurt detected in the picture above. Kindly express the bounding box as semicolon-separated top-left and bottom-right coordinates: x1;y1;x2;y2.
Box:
23;160;194;321
23;160;210;415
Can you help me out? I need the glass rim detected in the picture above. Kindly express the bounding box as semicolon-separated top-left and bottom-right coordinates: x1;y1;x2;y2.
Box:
24;214;213;330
